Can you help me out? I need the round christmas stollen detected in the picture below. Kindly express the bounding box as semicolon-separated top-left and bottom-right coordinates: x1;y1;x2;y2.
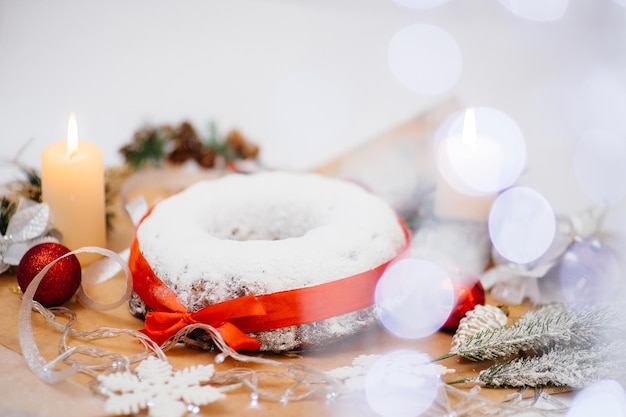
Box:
129;216;411;351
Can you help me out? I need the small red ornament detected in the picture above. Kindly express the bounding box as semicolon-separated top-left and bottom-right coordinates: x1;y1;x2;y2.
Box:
17;242;82;307
441;268;485;331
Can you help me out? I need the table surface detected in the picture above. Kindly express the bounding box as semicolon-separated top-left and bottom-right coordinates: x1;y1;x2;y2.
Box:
0;188;532;417
0;279;525;417
0;107;554;417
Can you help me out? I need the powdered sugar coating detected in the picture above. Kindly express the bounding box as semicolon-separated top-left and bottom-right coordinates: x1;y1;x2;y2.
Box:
135;171;406;351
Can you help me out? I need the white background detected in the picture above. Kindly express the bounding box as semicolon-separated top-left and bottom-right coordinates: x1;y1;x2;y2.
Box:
1;0;625;223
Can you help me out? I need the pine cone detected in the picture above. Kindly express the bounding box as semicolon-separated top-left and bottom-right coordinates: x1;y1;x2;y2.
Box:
240;142;259;159
226;129;246;151
166;147;192;164
195;148;217;168
226;129;259;159
177;121;198;143
450;304;509;354
167;122;203;164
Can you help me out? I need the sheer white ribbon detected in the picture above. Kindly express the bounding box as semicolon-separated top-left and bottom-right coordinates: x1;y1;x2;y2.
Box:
18;246;133;383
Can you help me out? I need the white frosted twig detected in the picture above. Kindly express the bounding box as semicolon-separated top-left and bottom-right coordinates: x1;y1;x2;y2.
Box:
470;340;626;388
453;304;618;361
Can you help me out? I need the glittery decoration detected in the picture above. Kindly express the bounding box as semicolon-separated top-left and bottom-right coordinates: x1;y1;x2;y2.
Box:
481;206;606;305
450;304;509;354
18;246;135;383
17;242;82;307
441;269;486;330
0;198;59;273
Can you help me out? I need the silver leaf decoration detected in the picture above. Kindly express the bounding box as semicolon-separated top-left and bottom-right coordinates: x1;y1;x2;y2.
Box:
0;199;59;271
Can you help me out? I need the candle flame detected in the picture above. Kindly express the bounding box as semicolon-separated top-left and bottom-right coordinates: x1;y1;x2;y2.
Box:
461;107;477;149
67;113;78;159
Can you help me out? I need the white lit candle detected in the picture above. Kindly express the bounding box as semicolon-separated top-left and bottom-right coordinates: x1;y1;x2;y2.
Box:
434;108;502;221
41;113;106;264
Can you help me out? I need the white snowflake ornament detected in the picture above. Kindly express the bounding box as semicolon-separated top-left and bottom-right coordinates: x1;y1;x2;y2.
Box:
326;354;380;392
96;356;225;417
327;353;452;392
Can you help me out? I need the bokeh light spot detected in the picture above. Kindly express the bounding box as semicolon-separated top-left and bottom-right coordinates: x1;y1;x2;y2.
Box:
435;107;526;194
364;350;440;417
489;187;556;264
574;129;626;206
559;238;621;306
375;258;454;339
387;24;462;95
499;0;569;22
568;380;626;417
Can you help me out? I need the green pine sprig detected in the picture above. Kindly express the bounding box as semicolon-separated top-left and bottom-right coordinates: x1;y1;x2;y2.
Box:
453;340;626;388
120;120;260;171
450;304;617;362
444;303;626;389
120;128;169;169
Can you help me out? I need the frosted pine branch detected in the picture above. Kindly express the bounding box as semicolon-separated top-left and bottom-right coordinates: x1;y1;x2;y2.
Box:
451;304;619;361
471;340;626;389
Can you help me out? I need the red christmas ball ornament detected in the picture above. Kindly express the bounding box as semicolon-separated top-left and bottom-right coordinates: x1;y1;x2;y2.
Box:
17;242;82;307
441;268;485;331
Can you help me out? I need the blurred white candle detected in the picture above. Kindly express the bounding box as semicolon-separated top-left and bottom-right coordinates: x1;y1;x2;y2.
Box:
41;113;106;264
434;108;501;221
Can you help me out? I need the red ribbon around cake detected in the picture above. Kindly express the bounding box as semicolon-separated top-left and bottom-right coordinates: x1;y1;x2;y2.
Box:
129;217;411;351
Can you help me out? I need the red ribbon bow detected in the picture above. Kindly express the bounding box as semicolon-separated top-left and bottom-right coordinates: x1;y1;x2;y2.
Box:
129;216;410;351
142;295;267;350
